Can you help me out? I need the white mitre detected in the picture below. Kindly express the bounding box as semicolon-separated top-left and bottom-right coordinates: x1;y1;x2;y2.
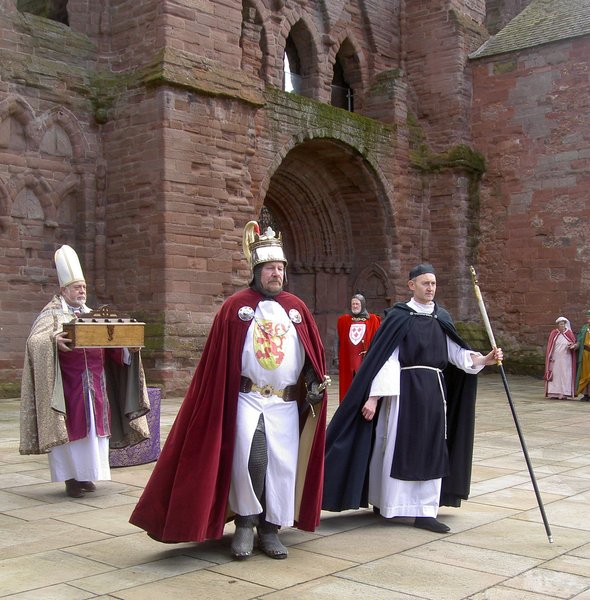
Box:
54;245;85;288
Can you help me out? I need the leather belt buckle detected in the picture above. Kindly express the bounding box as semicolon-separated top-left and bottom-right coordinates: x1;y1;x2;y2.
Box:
240;377;294;401
259;384;274;398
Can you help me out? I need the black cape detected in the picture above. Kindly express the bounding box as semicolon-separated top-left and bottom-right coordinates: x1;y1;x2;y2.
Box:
322;301;478;512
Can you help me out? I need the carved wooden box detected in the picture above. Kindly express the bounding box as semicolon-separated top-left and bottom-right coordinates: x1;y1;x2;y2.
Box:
63;306;145;349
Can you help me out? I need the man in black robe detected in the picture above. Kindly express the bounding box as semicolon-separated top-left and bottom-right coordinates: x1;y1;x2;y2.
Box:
322;264;502;533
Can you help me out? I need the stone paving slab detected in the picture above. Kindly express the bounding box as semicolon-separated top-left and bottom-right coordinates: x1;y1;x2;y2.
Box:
0;374;589;599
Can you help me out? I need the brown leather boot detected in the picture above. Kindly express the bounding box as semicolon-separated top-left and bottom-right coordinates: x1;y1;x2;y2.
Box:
78;481;96;492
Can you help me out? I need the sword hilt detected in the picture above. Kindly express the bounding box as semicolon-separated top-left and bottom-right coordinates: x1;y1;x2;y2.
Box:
316;374;332;394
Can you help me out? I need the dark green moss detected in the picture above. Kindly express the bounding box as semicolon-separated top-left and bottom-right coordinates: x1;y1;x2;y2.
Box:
132;310;165;353
410;141;486;174
456;321;545;378
0;382;21;400
407;111;485;174
493;59;517;75
456;322;490;351
264;87;395;157
86;70;121;124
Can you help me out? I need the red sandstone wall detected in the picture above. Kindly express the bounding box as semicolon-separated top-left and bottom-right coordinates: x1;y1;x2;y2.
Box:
0;4;102;392
405;0;487;151
0;0;499;394
127;0;410;388
471;37;590;353
402;0;488;318
68;0;163;69
485;0;532;34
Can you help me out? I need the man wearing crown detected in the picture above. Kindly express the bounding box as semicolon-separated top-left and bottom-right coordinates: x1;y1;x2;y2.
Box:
130;221;328;560
19;245;150;498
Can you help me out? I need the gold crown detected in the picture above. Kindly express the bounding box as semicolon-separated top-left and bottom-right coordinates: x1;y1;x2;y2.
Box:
242;221;287;272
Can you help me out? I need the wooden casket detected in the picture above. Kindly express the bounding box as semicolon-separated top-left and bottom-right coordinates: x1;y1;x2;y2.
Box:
63;305;145;348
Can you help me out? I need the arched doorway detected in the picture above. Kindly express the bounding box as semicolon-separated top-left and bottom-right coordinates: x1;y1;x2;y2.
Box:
260;137;397;369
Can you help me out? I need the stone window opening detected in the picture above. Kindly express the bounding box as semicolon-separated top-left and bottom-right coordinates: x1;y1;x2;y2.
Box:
331;40;363;113
282;21;318;99
283;36;302;94
331;57;354;112
17;0;69;26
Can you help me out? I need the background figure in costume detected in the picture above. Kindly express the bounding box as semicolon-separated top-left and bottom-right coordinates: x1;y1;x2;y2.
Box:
574;309;590;401
544;316;577;400
336;294;381;403
322;263;502;533
129;221;328;560
20;245;150;498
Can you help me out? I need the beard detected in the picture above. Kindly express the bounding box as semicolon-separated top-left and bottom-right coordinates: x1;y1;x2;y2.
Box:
251;265;284;298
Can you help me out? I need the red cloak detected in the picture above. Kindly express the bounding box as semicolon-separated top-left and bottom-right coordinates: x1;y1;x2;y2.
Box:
129;288;327;543
337;313;381;402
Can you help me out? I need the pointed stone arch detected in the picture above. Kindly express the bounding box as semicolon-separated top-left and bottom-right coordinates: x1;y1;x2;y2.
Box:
357;0;380;58
327;31;368;112
352;263;395;315
259;128;396;209
260;135;399;366
54;173;82;207
0;95;35;151
36;106;89;161
9;172;58;225
54;173;82;229
279;13;323;99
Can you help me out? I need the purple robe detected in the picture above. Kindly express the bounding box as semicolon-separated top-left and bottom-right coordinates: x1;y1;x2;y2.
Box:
59;347;124;441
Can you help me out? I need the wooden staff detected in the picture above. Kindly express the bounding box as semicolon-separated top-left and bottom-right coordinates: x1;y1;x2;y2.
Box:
470;266;553;543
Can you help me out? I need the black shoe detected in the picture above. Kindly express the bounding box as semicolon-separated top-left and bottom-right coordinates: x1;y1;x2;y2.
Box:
414;517;450;533
65;479;84;498
580;395;590;402
373;506;381;516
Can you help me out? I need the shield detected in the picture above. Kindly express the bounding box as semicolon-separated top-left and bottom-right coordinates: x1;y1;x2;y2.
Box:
253;319;288;369
349;323;366;346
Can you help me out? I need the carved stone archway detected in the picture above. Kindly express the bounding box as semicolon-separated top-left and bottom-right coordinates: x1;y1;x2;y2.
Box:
262;137;396;368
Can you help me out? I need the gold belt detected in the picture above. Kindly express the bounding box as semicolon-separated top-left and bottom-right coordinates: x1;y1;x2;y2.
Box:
239;376;297;401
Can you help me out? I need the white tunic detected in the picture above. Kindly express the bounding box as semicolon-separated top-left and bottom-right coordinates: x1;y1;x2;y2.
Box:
228;300;305;526
367;299;484;518
48;402;111;483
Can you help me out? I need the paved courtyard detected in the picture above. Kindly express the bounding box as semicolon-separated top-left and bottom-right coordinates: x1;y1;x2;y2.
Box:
1;373;589;599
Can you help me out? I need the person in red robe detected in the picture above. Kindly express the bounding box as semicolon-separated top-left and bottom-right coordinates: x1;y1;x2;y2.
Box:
337;294;381;403
544;316;577;399
129;222;328;561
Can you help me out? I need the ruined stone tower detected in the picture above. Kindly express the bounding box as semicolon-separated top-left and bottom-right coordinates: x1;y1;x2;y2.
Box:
2;0;589;395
